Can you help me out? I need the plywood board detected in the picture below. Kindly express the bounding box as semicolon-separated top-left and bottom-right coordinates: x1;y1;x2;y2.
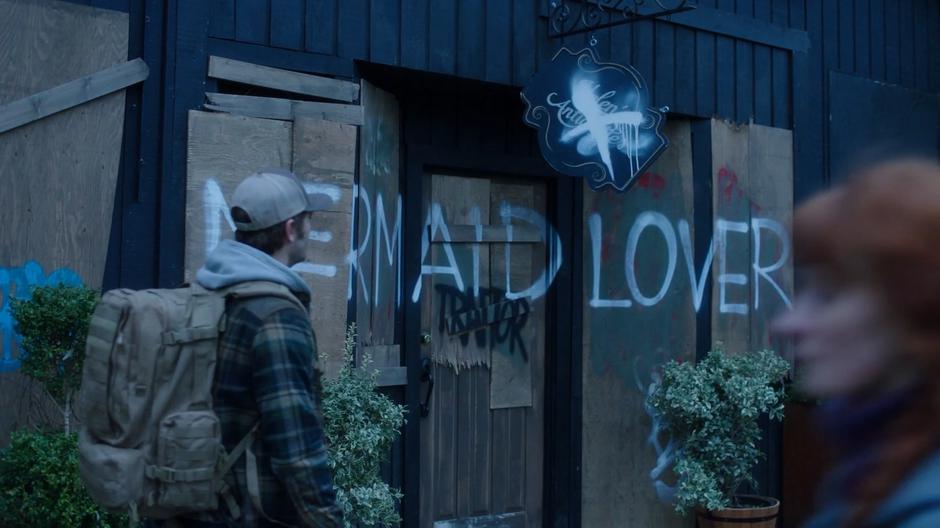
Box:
747;125;793;359
184;111;293;280
292;117;357;378
710;119;752;356
489;183;537;410
186;112;360;380
0;0;129;444
356;81;401;349
0;0;128;288
581;119;695;528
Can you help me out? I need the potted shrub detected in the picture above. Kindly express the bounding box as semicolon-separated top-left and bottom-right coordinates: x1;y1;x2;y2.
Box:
322;324;407;528
649;347;789;528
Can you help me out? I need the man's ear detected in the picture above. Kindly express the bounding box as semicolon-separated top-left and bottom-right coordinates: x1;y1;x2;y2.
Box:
284;218;299;243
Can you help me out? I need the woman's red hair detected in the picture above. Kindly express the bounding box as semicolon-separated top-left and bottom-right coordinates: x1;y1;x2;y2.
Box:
793;158;940;526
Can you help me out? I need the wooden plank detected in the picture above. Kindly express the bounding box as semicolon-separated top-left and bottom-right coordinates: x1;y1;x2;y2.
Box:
710;118;751;355
716;35;735;120
655;21;675;110
754;44;773;125
869;0;886;80
305;0;336;55
664;5;811;52
431;225;542;244
747;125;793;357
771;49;790;128
899;0;915;87
929;0;940;92
581;120;694;527
375;366;407;387
788;0;805;29
359;81;401;347
370;0;400;65
434;512;525;528
695;30;716;117
207;55;359;102
0;0;128;287
428;0;457;74
633;21;655;103
209;0;235;39
208;37;354;79
457;0;485;79
884;0;901;84
913;0;929;91
401;0;429;70
485;0;511;84
160;1;213;288
184;111;292;281
270;0;304;50
235;0;270;45
854;0;871;77
0;58;147;134
735;41;754;123
430;175;491;369
205;92;364;125
292;117;357;378
674;27;696;116
489;182;540;410
512;0;537;86
794;0;824;204
735;0;755;122
337;0;368;60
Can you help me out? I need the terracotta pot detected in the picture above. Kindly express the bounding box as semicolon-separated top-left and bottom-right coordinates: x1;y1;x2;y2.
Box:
696;495;780;528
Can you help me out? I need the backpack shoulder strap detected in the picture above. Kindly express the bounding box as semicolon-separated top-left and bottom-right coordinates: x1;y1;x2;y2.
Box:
216;281;306;314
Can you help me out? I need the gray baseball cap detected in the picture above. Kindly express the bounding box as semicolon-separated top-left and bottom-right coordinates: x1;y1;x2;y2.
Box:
230;168;332;231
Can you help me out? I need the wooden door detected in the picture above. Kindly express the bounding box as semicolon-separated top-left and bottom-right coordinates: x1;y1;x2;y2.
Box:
418;173;548;528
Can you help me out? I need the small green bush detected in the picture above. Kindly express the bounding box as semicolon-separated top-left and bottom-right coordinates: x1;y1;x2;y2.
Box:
649;348;789;514
10;284;97;432
323;324;406;527
0;429;125;528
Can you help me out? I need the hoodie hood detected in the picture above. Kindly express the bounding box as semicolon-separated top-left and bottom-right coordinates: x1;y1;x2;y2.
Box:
196;239;312;298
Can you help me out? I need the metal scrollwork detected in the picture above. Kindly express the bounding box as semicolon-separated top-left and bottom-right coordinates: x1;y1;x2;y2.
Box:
548;0;696;39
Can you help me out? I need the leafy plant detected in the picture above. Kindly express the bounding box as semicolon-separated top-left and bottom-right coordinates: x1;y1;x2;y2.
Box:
0;429;125;527
10;284;97;433
322;324;407;527
649;348;789;514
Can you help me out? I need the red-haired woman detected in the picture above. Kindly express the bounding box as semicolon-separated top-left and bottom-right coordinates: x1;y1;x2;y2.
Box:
774;158;940;528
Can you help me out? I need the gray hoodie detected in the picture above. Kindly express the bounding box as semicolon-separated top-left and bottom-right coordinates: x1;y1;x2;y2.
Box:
196;239;312;298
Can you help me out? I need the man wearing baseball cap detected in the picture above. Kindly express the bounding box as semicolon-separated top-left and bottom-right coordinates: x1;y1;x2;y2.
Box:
193;168;342;527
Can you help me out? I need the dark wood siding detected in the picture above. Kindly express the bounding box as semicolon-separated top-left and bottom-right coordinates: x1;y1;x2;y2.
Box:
206;0;819;126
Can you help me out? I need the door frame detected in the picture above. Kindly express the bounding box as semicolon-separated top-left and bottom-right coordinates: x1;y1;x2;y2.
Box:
400;141;583;528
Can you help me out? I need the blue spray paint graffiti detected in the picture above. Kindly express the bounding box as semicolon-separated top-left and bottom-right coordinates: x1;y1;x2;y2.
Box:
0;261;83;372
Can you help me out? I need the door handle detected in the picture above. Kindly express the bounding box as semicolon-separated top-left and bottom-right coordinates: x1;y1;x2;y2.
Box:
420;356;434;417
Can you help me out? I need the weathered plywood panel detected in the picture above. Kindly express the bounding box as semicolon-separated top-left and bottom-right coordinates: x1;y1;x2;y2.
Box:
358;81;401;350
747;124;793;358
0;0;128;288
0;0;129;444
710;119;752;355
292;117;357;377
184;111;292;281
186;111;359;379
581;120;695;528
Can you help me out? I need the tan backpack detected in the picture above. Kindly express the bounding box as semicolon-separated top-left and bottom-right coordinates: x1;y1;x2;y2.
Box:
77;281;302;523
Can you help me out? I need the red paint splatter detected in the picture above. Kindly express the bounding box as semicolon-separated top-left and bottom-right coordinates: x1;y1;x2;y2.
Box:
636;172;667;198
718;166;738;203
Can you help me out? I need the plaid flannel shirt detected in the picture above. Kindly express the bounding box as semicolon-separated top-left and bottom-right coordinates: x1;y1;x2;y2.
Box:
208;292;343;528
